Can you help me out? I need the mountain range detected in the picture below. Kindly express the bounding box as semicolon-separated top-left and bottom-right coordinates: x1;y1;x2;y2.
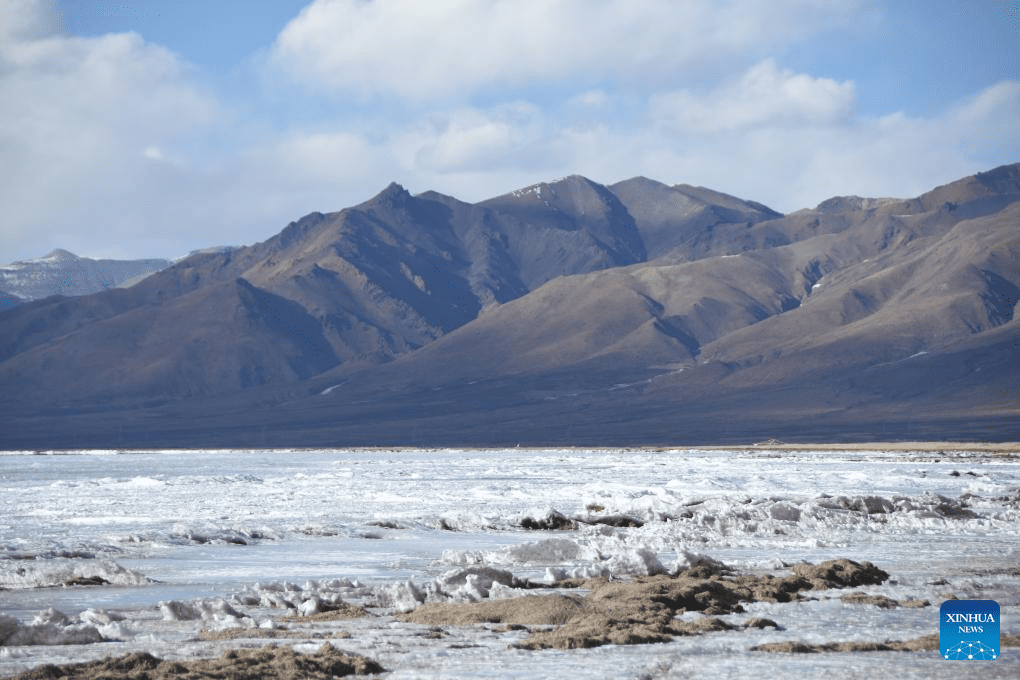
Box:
1;165;1018;448
0;249;172;305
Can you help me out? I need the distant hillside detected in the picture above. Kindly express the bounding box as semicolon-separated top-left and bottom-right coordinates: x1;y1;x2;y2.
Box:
0;178;776;402
1;165;1017;448
0;290;22;310
0;249;172;300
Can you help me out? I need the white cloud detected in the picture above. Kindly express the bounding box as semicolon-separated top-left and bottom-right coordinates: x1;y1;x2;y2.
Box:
267;131;382;185
627;77;1020;212
269;0;868;100
385;75;1019;215
568;89;611;110
947;80;1020;154
408;102;546;172
0;0;60;41
2;0;1015;266
0;0;221;258
386;78;1020;214
649;59;855;133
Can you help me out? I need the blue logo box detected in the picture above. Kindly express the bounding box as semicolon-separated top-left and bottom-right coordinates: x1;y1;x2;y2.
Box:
941;600;1000;660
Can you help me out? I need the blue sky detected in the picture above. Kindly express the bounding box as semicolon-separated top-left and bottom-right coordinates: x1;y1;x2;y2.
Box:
2;0;1018;262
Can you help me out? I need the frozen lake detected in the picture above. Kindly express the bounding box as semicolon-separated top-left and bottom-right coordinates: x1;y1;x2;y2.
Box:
1;447;1018;678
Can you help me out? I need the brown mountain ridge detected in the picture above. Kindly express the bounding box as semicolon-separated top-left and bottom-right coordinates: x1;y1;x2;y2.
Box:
1;166;1017;448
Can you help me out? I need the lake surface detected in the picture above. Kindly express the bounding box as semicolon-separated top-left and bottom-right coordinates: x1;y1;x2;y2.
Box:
2;447;1019;678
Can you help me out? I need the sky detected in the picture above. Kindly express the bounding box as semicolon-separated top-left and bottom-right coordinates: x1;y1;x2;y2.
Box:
1;0;1018;262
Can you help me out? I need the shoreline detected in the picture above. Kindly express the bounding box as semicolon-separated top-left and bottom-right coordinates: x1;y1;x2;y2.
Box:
3;441;1019;456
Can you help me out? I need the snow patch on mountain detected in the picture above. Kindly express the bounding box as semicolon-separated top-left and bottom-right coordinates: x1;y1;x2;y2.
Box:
0;249;172;300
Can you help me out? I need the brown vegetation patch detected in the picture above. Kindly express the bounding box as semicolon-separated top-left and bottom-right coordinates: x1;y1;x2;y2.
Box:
579;514;645;528
753;634;1020;654
753;635;942;653
520;511;576;530
199;628;301;641
900;599;930;608
64;576;110;587
198;628;353;642
789;559;890;589
9;644;384;679
520;509;644;530
745;617;781;629
397;595;587;627
284;603;370;622
838;593;930;608
755;636;902;653
399;558;888;650
839;593;899;608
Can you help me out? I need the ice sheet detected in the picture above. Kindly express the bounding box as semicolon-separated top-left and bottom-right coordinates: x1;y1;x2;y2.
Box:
1;447;1018;678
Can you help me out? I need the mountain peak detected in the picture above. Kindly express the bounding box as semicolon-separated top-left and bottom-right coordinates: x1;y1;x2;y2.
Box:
974;162;1020;194
355;181;415;215
0;249;172;302
548;174;596;187
613;176;666;190
813;196;900;214
888;162;1020;214
377;181;411;202
42;248;78;261
483;175;603;205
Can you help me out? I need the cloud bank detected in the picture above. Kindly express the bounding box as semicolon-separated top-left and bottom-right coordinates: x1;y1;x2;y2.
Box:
0;0;1017;262
0;0;221;258
270;0;864;99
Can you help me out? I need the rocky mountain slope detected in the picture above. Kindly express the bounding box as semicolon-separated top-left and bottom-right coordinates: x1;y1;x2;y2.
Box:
0;249;171;301
0;177;776;403
0;290;21;311
1;166;1017;447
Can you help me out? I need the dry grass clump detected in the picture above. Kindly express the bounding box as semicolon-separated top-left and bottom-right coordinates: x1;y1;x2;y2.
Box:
754;634;1020;654
198;628;353;642
399;558;888;650
284;603;370;622
399;594;587;627
9;644;383;679
839;593;898;608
